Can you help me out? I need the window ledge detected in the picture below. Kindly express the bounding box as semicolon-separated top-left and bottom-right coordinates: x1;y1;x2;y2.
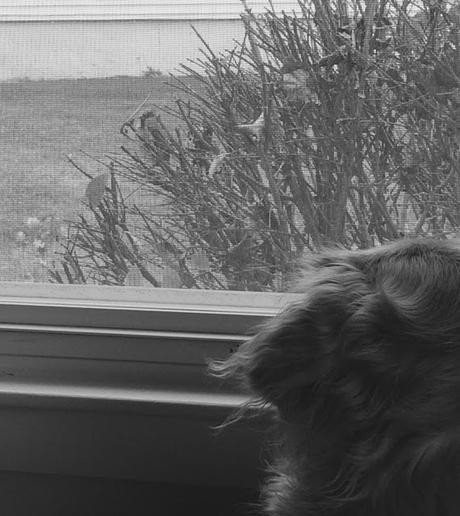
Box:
0;379;249;417
0;283;298;333
0;284;299;390
0;283;290;486
0;284;298;415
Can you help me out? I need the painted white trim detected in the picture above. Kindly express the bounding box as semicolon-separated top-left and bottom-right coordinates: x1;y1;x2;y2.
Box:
0;380;249;416
0;1;302;22
0;283;289;485
0;281;297;307
0;283;298;332
0;283;297;411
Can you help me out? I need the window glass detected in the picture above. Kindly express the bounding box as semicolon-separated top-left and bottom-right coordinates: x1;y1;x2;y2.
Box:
1;1;458;291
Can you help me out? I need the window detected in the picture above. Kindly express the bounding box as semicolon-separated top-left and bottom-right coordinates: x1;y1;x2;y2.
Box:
0;0;457;344
0;0;457;493
0;0;457;398
0;1;306;485
0;0;302;291
2;0;457;294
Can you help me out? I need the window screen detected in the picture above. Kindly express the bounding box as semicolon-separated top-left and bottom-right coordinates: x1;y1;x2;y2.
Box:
1;1;459;291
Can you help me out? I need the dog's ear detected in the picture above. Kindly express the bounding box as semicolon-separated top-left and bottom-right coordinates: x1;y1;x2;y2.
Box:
215;262;373;419
213;239;460;422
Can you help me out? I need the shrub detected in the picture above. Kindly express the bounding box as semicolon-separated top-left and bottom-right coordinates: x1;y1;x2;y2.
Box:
142;66;164;78
51;0;460;291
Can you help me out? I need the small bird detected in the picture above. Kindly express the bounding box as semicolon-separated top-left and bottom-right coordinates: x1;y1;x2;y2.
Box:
138;111;170;164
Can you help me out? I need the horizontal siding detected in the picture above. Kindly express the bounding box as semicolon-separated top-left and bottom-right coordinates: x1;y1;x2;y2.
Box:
0;19;246;80
0;1;302;21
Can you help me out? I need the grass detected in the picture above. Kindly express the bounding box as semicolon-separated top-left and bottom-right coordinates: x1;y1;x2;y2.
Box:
0;75;192;282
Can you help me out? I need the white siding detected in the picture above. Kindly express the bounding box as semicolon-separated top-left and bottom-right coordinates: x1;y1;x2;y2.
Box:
0;1;302;21
0;1;303;81
0;19;247;80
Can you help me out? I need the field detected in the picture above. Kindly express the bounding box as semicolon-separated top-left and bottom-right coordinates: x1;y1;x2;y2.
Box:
0;75;189;282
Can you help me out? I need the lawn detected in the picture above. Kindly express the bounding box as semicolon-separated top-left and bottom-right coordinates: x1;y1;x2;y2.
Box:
0;75;191;281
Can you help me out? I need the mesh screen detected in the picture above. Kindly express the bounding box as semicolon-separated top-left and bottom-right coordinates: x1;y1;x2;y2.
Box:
1;1;459;291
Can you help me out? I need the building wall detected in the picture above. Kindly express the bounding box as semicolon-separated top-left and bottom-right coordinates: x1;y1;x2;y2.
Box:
0;1;301;81
1;0;301;21
0;20;246;81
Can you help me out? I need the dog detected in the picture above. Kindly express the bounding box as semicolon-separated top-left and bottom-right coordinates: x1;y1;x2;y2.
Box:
211;238;460;516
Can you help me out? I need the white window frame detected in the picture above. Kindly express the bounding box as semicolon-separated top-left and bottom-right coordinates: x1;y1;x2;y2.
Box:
0;283;298;485
0;283;297;415
0;0;300;414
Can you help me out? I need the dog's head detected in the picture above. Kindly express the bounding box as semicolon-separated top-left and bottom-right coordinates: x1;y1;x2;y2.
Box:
212;238;460;516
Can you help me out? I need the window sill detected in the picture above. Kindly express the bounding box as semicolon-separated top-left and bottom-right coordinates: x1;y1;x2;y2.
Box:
0;283;295;486
0;380;248;418
0;283;298;413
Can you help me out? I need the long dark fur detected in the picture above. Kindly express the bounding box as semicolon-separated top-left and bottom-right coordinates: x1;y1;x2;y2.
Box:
211;238;460;516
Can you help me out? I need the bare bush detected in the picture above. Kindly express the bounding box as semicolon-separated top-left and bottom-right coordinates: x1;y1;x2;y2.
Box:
51;0;460;291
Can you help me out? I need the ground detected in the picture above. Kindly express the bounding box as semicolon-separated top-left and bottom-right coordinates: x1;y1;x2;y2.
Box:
0;75;188;282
